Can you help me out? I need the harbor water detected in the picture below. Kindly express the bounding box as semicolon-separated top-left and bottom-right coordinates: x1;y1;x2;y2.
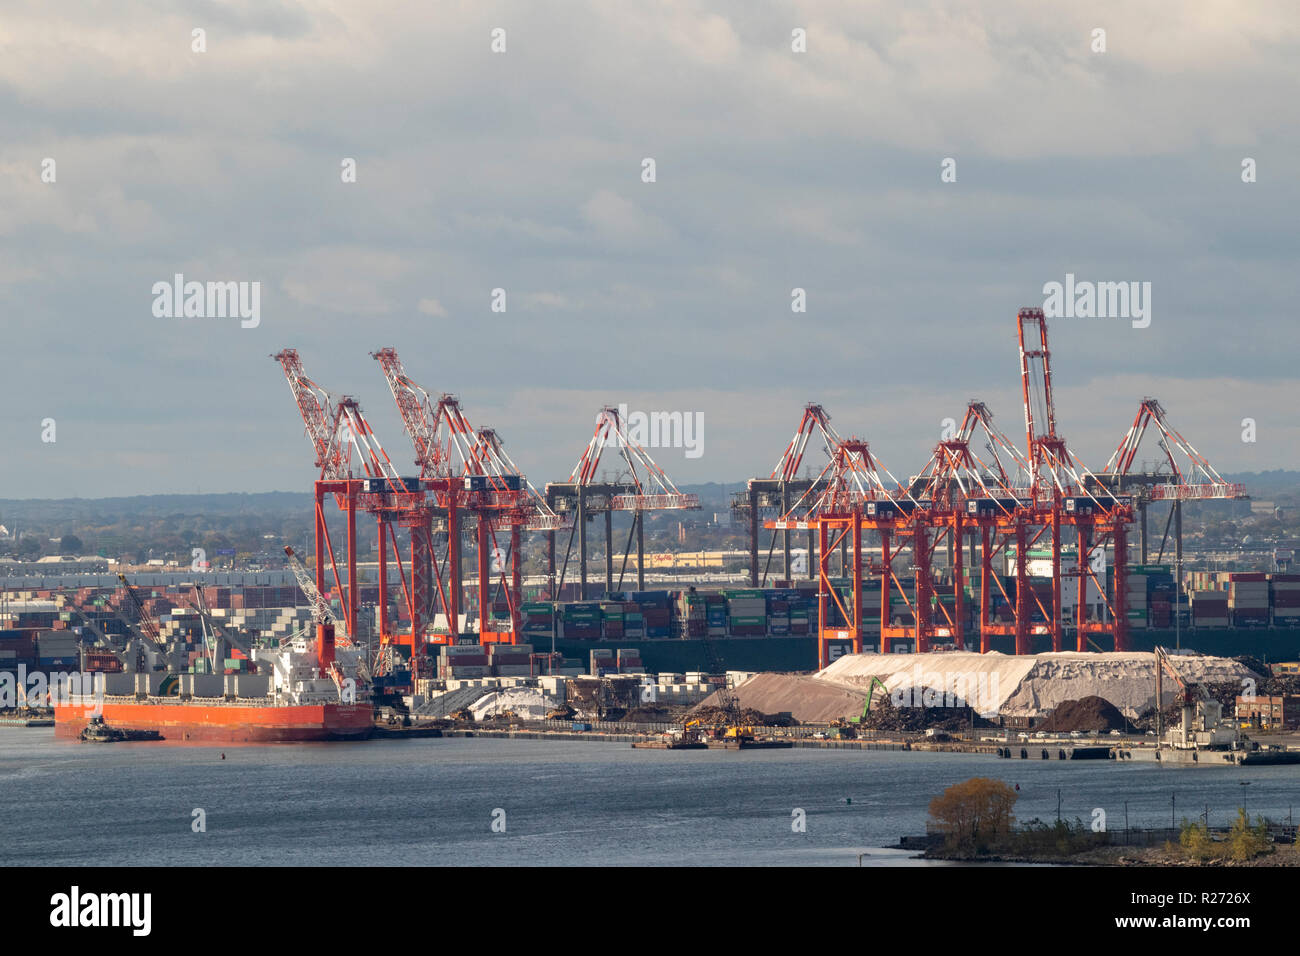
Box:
1;730;1297;866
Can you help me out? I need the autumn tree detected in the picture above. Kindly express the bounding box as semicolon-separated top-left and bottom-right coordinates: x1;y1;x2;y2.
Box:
928;777;1018;854
1227;808;1271;862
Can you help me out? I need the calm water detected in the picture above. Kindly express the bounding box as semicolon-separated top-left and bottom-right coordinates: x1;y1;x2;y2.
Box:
1;729;1297;866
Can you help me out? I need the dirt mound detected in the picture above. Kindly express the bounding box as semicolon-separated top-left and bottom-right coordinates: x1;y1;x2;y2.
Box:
694;672;867;724
1038;696;1126;733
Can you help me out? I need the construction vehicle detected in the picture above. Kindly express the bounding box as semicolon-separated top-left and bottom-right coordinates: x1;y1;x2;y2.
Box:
826;676;891;739
848;675;890;725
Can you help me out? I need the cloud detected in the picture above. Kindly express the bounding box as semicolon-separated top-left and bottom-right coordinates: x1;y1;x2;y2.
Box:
280;247;413;315
579;189;673;244
417;297;448;317
0;0;1297;496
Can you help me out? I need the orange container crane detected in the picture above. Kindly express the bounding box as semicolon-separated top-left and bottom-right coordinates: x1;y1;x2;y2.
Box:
371;348;539;644
272;349;453;684
910;400;1032;653
1016;308;1134;653
765;425;926;668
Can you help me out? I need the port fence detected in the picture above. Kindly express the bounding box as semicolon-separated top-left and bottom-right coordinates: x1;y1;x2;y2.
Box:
509;718;679;734
1107;822;1298;847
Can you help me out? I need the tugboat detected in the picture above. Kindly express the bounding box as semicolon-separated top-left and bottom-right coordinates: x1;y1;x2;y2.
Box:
78;716;163;743
79;717;127;743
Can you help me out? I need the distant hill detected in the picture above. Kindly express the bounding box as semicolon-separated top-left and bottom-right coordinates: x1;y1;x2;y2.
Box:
1;471;1295;524
0;492;312;525
1221;471;1300;498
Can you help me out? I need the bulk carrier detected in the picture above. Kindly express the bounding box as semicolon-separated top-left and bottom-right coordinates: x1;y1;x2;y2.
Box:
54;623;372;743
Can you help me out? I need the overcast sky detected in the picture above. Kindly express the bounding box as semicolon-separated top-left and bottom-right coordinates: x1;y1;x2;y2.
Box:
2;1;1297;499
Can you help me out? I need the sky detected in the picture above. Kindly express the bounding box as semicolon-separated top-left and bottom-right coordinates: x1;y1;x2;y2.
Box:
1;0;1297;498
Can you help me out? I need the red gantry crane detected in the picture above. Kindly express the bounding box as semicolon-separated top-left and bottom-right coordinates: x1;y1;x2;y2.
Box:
372;348;539;644
909;401;1033;653
1016;308;1134;653
273;349;454;686
765;424;926;668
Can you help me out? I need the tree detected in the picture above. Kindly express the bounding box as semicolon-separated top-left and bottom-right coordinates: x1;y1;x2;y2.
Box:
928;777;1018;854
58;534;84;555
1227;808;1270;862
1179;819;1214;861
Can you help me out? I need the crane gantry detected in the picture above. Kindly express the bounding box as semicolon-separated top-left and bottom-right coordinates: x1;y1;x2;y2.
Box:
268;313;1241;676
545;405;700;600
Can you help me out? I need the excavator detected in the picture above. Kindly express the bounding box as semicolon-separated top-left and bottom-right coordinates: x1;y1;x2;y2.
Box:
829;676;890;738
714;678;755;741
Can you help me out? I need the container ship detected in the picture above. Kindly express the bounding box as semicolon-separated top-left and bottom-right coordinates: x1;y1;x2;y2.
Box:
53;624;373;743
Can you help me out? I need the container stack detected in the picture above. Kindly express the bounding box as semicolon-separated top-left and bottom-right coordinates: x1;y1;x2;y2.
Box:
621;602;646;639
600;602;624;639
1228;573;1270;627
1190;589;1229;628
520;602;553;636
766;593;790;635
616;648;644;674
1125;572;1148;630
679;593;707;637
560;603;601;640
438;644;490;679
788;593;811;635
489;643;533;677
725;589;766;636
629;592;673;638
1271;574;1300;627
34;632;79;670
706;594;727;636
589;648;615;676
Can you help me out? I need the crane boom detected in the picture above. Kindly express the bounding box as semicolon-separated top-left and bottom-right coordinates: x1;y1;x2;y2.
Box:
283;546;351;645
116;573;164;648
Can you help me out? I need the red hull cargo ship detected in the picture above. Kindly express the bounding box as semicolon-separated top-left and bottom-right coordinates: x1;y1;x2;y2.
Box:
54;699;373;743
55;623;373;743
